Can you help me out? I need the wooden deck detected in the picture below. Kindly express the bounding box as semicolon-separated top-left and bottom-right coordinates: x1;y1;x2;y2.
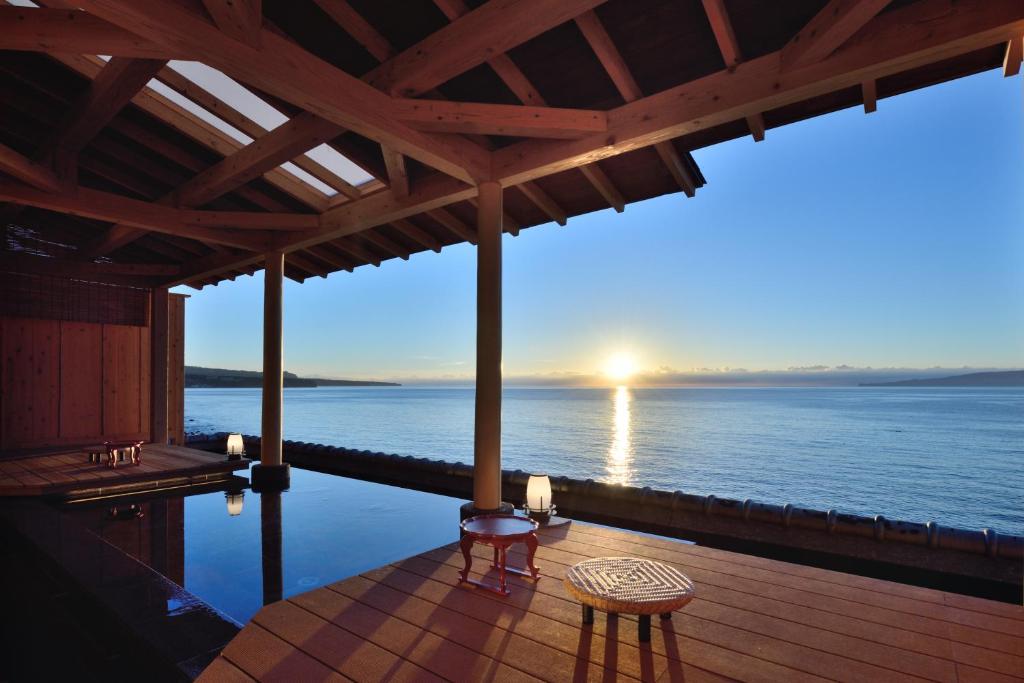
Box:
199;520;1024;682
0;443;248;497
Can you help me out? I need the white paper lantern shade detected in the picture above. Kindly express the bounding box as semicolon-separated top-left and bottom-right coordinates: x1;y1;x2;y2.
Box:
526;474;555;521
226;433;245;459
225;491;244;516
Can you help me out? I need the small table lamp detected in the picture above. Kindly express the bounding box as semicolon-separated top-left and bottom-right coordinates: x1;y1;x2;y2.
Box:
226;433;245;460
525;474;556;523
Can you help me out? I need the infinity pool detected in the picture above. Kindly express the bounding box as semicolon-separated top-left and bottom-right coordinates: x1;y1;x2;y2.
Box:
61;467;463;623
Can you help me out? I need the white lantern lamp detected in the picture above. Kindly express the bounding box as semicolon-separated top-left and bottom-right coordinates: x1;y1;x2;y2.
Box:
525;474;556;523
226;433;245;460
225;490;245;516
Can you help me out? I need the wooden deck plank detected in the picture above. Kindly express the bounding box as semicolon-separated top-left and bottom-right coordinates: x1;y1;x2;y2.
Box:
202;520;1024;682
441;534;1024;679
546;525;1024;640
0;444;247;497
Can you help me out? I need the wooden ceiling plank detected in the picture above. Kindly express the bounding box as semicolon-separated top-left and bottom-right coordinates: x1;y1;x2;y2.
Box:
0;142;64;193
391;218;442;253
517;180;567;226
393;99;607;139
781;0;892;71
492;0;1024;187
575;10;698;196
361;228;410;261
78;0;490;184
578;163;624;213
201;0;262;48
382;146;409;198
0;7;175;59
1004;36;1023;76
372;0;606;97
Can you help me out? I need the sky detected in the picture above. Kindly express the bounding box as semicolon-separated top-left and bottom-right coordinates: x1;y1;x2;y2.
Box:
178;69;1024;386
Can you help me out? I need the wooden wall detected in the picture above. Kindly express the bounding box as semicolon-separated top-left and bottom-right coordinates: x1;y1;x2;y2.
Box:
0;292;186;452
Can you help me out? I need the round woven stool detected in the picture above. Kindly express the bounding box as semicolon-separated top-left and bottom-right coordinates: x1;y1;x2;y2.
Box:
564;557;695;642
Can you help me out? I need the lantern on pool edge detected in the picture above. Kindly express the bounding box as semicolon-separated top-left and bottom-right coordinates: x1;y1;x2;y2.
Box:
525;474;556;523
226;433;245;460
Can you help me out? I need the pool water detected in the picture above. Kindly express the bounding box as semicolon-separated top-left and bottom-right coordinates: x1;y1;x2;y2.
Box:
61;468;463;623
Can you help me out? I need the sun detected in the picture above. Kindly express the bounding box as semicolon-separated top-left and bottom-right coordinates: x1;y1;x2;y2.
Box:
604;352;638;382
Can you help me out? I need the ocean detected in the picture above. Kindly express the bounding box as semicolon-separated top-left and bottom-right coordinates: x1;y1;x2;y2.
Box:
185;386;1023;535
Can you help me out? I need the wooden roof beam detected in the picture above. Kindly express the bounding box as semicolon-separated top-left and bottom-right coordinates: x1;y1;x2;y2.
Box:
0;181;311;249
393;99;607;139
46;57;168;157
370;0;608;97
781;0;892;71
432;0;623;213
0;142;64;193
0;7;176;59
862;80;877;113
575;10;698;196
305;244;355;273
1004;36;1023;76
382;146;409;198
517;181;567;226
201;0;262;49
493;0;1024;186
313;0;393;62
173;111;343;207
331;237;381;267
78;0;490;184
391;218;441;253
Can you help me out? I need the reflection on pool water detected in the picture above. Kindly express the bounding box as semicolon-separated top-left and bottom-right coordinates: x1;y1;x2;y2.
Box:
62;468;462;623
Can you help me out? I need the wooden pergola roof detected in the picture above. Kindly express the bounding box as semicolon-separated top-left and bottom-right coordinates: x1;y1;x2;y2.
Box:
1;0;1021;289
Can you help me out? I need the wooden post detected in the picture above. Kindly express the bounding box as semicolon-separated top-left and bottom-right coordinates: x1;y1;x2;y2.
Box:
150;286;168;444
261;251;284;468
473;181;503;510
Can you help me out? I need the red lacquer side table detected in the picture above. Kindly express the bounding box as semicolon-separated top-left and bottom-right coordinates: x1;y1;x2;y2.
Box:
459;514;540;596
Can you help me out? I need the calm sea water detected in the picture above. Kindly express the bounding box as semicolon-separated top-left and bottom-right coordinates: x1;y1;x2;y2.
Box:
186;386;1023;535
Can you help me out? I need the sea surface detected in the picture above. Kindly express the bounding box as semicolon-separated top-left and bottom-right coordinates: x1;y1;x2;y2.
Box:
186;386;1023;535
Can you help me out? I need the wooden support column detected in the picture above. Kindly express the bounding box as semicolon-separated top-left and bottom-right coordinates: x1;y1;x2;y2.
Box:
150;286;169;444
255;250;289;489
473;181;503;511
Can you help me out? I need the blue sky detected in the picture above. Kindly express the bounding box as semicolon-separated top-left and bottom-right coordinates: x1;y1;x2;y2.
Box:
178;69;1023;384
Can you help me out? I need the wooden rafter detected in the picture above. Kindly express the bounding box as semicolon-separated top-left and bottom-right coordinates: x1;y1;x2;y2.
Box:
76;0;491;184
0;7;177;59
781;0;892;71
1004;36;1023;76
700;0;767;142
369;0;607;97
313;0;393;62
201;0;262;48
331;237;381;267
427;207;477;244
862;80;878;113
575;10;698;197
391;218;441;253
517;181;566;226
361;228;410;261
0;142;64;192
578;163;624;213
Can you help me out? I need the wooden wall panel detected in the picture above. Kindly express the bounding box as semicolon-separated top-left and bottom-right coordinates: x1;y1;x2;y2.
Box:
59;321;103;439
102;325;145;437
1;318;60;449
167;294;186;446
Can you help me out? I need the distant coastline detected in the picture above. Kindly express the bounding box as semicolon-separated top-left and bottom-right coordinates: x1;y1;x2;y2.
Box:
185;366;399;388
860;370;1024;387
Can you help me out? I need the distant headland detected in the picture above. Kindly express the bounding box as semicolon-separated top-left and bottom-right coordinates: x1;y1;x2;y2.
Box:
185;366;400;388
860;370;1024;387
